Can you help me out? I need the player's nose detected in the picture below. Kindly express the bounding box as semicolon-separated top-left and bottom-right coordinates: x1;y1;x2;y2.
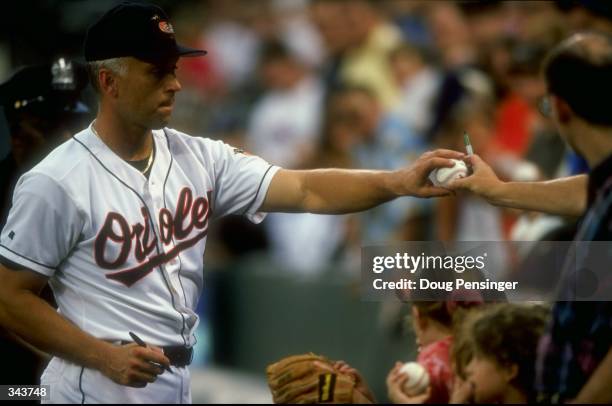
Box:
167;76;182;93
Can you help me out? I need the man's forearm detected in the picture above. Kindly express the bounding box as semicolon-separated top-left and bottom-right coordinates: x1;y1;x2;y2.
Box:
297;169;400;214
488;175;587;217
0;290;113;371
262;151;462;214
261;168;403;214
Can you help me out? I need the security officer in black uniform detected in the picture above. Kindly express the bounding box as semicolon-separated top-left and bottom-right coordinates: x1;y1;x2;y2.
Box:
0;58;90;229
0;58;91;386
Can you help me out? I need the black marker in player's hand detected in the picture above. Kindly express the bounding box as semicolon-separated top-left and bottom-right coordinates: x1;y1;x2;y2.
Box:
129;331;173;374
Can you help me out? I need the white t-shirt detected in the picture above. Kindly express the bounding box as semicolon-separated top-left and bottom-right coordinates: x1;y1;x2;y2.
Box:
247;76;323;168
0;124;279;347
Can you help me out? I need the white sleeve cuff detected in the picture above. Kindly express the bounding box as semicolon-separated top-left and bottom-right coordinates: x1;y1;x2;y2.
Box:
245;165;281;224
0;245;55;276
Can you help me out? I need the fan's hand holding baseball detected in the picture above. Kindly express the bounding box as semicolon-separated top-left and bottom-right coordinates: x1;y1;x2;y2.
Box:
447;154;503;202
100;343;170;388
386;362;431;404
396;149;465;198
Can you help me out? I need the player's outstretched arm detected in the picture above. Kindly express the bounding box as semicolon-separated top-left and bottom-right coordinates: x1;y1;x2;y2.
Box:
0;264;170;387
260;149;464;214
447;154;587;217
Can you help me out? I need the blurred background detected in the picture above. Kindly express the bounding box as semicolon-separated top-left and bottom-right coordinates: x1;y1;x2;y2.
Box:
2;0;611;402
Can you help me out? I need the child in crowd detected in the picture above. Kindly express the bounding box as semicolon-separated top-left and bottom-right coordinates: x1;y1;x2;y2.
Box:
451;303;549;403
386;291;483;404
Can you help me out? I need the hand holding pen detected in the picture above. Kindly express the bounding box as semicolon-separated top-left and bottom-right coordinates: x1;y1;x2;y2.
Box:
130;331;173;374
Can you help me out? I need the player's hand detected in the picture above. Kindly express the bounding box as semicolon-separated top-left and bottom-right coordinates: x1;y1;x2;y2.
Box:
447;154;504;202
396;149;465;198
386;362;431;404
101;343;171;388
331;360;376;403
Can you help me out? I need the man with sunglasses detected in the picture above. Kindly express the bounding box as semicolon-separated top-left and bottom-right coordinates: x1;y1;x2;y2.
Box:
450;31;612;403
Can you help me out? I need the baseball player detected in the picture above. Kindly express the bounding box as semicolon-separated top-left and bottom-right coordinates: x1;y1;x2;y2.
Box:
0;2;463;404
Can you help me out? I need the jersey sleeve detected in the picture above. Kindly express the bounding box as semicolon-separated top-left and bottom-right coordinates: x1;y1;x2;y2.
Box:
0;172;83;276
209;140;280;223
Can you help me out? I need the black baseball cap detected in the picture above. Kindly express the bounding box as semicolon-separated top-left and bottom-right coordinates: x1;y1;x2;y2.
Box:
0;58;89;121
84;2;207;63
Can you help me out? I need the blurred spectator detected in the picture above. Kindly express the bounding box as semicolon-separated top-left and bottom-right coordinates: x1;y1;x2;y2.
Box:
502;2;566;45
494;40;577;245
427;2;477;69
506;42;571;179
459;1;506;51
307;91;361;170
339;1;403;109
311;0;403;109
246;40;323;168
386;301;456;404
383;1;434;49
248;56;332;274
452;304;549;403
309;0;355;60
203;0;265;91
494;43;549;158
389;43;442;136
331;85;429;242
271;0;325;69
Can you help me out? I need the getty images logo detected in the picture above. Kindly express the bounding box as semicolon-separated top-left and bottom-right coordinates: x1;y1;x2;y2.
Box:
372;252;488;274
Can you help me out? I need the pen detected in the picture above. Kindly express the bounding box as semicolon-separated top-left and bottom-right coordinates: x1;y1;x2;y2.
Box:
129;331;173;374
463;131;474;156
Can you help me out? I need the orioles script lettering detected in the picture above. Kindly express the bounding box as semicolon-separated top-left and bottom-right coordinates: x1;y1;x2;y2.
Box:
95;188;212;286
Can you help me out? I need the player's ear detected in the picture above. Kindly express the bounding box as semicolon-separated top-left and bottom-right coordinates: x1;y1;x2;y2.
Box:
99;69;120;98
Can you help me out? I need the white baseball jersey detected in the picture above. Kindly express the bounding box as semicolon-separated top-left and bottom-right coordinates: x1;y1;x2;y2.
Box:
0;123;280;348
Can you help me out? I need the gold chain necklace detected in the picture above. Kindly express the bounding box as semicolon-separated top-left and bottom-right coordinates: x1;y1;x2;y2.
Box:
141;146;155;174
91;120;154;174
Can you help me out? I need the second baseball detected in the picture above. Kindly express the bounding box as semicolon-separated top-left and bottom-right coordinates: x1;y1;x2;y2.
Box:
429;159;468;187
399;362;430;396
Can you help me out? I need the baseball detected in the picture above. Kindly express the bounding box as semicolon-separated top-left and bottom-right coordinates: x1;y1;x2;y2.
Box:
429;159;468;187
399;362;430;396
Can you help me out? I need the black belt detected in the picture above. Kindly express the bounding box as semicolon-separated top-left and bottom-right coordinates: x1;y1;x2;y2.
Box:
162;345;193;367
120;341;193;367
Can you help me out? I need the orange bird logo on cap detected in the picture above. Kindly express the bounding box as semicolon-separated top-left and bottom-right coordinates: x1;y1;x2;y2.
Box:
158;21;174;34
